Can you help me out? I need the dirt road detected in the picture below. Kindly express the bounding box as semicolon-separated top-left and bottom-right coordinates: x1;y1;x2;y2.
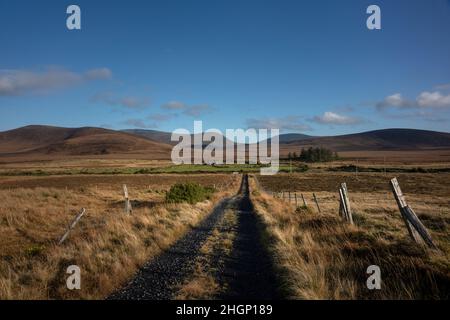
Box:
110;175;280;300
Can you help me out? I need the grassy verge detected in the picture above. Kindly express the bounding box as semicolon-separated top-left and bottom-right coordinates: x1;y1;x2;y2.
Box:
249;175;450;299
0;179;240;299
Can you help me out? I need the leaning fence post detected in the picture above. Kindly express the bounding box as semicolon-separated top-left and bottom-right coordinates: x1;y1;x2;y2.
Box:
58;208;86;245
123;184;132;214
313;193;321;213
301;193;307;207
390;178;436;249
339;188;348;220
340;183;354;225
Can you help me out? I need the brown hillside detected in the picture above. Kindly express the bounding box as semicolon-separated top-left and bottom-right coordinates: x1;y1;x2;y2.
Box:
281;129;450;152
0;125;172;160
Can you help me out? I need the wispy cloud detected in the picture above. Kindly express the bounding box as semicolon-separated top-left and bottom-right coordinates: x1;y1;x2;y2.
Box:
91;91;150;109
84;68;113;80
182;104;214;117
147;113;177;121
312;111;363;125
123;118;155;129
161;101;214;117
0;67;112;96
435;83;450;91
246;116;311;131
161;101;186;110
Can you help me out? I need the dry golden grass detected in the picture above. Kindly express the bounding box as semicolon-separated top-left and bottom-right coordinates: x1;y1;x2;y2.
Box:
250;175;450;299
175;202;238;300
258;172;450;197
0;174;240;300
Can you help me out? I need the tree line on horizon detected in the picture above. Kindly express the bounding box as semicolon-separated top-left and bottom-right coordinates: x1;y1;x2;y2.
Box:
287;147;339;163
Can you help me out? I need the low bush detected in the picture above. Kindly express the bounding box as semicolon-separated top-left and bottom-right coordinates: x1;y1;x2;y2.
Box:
165;183;214;204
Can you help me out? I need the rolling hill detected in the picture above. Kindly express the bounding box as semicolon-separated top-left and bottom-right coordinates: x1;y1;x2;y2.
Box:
280;128;450;152
122;129;174;145
0;125;173;160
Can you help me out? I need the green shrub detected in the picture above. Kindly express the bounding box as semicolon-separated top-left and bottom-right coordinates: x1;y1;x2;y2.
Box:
165;183;214;204
25;244;45;257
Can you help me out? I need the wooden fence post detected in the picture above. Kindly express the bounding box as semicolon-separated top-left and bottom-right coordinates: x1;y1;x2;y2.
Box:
301;193;307;207
313;193;321;213
339;183;354;225
58;208;86;245
339;188;347;220
390;178;436;249
123;184;132;214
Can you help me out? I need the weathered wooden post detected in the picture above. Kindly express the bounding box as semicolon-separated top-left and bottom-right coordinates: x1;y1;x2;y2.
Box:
390;178;436;249
340;183;354;225
123;184;132;214
301;193;307;207
313;193;321;213
339;188;347;219
58;208;86;245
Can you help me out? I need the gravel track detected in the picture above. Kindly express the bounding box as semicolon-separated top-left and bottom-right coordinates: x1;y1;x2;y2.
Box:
109;175;280;300
109;199;229;300
219;175;281;299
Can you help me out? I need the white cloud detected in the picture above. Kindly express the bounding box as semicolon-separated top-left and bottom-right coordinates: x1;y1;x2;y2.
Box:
376;90;450;111
376;93;411;110
312;111;363;125
246;116;311;131
417;91;450;108
0;67;112;96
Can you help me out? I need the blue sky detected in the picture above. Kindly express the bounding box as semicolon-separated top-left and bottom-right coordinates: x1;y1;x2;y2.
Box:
1;0;450;135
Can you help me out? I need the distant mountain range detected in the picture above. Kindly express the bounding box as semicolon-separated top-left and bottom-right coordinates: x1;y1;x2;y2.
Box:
279;128;450;152
1;125;449;161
